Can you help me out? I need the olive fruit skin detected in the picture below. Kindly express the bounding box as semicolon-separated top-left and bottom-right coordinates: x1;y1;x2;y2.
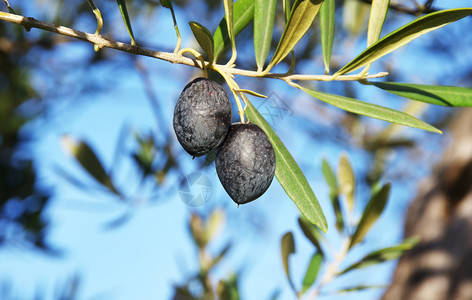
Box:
216;123;276;204
173;78;232;157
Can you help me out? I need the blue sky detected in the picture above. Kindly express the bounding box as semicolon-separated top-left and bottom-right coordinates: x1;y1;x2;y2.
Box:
1;1;471;299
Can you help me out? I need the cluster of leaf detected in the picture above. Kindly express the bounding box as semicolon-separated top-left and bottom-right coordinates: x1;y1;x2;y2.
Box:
173;210;239;300
280;154;420;298
76;0;472;233
59;129;182;225
183;0;472;231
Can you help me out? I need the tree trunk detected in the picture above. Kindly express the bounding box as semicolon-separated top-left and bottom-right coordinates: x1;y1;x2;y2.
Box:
383;109;472;300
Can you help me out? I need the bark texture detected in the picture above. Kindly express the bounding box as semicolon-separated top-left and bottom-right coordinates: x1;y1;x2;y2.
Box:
383;109;472;300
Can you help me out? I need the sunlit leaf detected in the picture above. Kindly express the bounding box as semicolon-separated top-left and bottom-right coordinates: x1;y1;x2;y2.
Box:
339;236;420;275
206;209;225;242
116;0;136;45
367;0;390;46
244;94;328;232
362;0;389;73
281;232;296;293
223;0;237;63
302;252;323;293
342;0;370;36
298;216;324;255
283;0;292;21
349;183;391;248
335;8;472;75
254;0;277;71
297;85;442;134
265;0;323;72
338;154;355;212
189;213;206;248
322;158;337;189
214;0;255;61
319;0;335;73
61;135;119;195
371;82;472;107
189;21;215;63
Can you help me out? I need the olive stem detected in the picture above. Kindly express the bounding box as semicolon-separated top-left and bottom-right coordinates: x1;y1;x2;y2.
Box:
308;238;351;299
213;65;246;123
178;48;208;78
0;11;388;83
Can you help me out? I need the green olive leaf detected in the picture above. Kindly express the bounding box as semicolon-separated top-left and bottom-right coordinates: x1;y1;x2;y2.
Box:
254;0;277;71
265;0;323;72
301;252;323;294
339;236;420;275
214;0;255;61
335;285;388;294
335;8;472;76
370;82;472;107
159;0;172;8
349;183;391;248
338;153;355;213
297;85;442;134
116;0;136;46
298;216;324;255
319;0;335;73
367;0;390;46
281;232;297;293
61;135;120;195
322;158;337;190
244;94;328;232
189;21;215;63
362;0;389;73
322;159;344;233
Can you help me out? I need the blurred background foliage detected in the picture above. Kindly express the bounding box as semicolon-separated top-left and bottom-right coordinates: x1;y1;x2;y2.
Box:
1;0;471;299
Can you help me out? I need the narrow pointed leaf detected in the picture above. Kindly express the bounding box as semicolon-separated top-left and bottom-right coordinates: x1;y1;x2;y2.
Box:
335;8;472;76
159;0;172;8
281;232;296;292
371;82;472;107
330;192;344;233
223;0;236;62
297;85;442;133
322;159;344;233
339;236;420;275
116;0;136;45
338;154;355;212
349;183;391;248
319;0;335;73
298;216;324;255
322;158;337;190
223;0;234;40
367;0;390;46
302;252;323;293
266;0;324;72
61;136;119;195
244;94;328;232
284;0;292;21
189;21;215;63
336;285;388;293
254;0;277;71
214;0;255;61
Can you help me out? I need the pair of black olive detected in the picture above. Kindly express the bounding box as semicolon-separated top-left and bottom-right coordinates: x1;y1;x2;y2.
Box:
173;78;276;204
